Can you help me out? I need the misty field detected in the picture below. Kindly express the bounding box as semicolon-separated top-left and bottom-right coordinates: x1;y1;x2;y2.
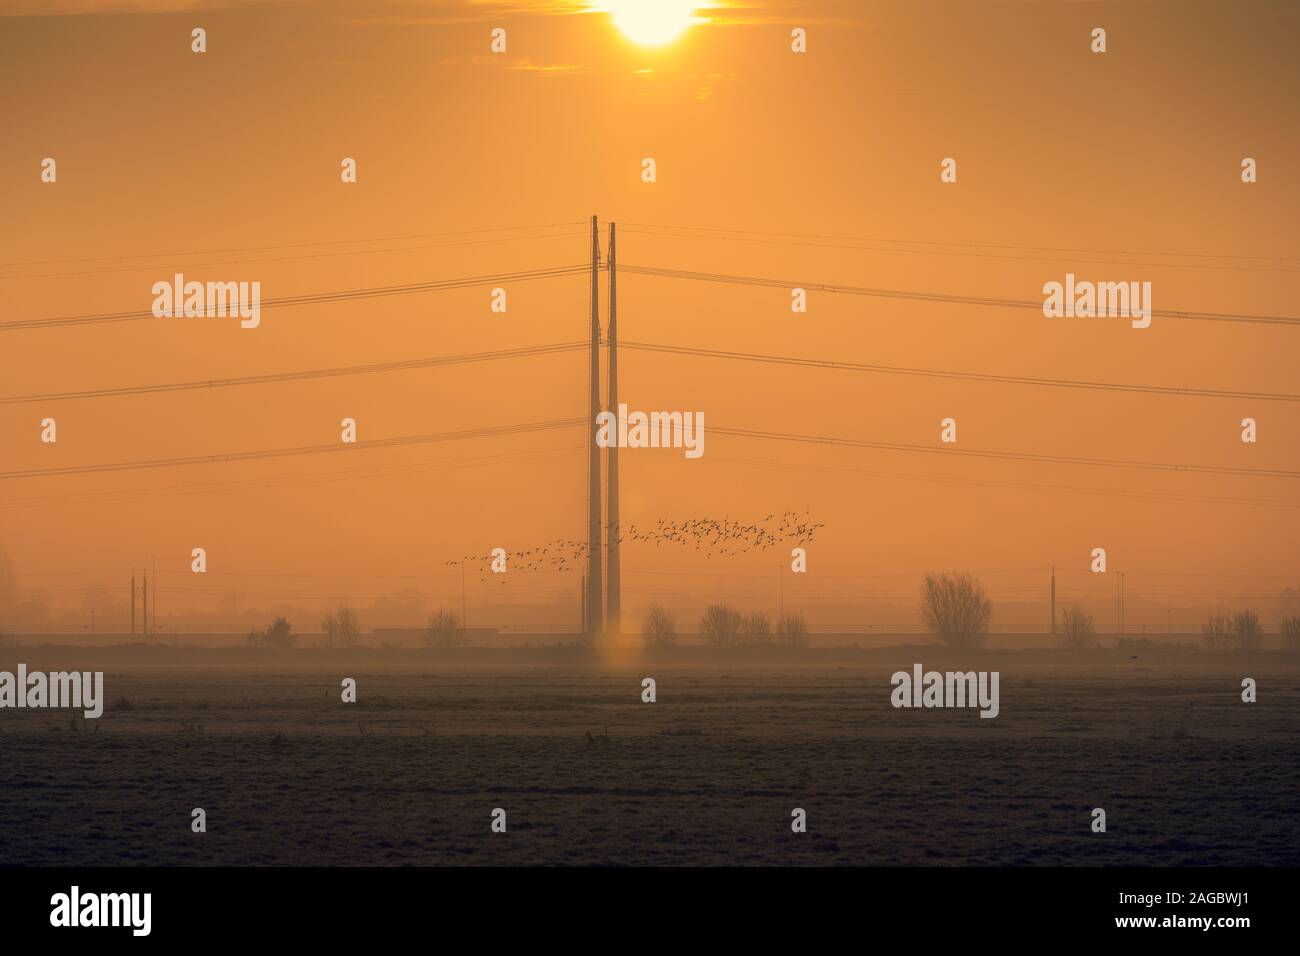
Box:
1;648;1297;866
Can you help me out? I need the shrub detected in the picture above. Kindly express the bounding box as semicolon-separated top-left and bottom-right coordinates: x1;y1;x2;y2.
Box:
425;609;466;647
1231;610;1261;649
250;616;295;649
641;604;676;648
322;607;361;648
1202;614;1230;649
1058;606;1096;649
776;612;808;647
742;612;772;645
920;573;992;648
1280;616;1300;651
699;604;744;647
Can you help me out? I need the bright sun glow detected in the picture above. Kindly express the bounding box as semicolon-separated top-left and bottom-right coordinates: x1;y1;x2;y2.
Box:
606;0;699;47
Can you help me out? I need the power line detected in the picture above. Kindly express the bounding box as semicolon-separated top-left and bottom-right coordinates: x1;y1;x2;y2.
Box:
623;566;1050;579
0;263;592;333
15;562;1292;583
703;453;1300;510
4;415;1294;489
622;227;1300;275
1;228;589;281
153;569;491;580
1054;566;1299;579
0;419;585;481
0;220;588;269
12;569;127;578
0;341;587;405
155;585;575;599
617;220;1300;265
620;264;1300;328
621;340;1300;403
0;446;586;510
621;227;1300;275
709;424;1300;479
6;334;1284;411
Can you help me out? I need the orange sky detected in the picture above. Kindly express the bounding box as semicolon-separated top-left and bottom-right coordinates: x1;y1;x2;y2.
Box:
1;0;1298;633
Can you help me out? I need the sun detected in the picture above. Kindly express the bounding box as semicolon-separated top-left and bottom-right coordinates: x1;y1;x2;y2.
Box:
606;0;699;47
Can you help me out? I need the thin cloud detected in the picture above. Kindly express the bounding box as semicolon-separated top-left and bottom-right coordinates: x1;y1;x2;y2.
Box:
631;68;738;101
340;0;592;26
0;0;820;22
337;1;778;29
504;56;608;75
0;0;305;14
0;0;581;17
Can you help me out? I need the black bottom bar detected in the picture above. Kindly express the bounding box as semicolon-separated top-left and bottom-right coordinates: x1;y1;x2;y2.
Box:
0;866;1283;943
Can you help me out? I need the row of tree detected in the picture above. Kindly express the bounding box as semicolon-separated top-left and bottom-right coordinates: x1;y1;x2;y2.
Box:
245;613;470;650
913;573;1300;650
641;604;809;648
241;575;1300;651
247;605;809;650
248;608;469;649
1203;611;1300;650
1056;605;1300;650
248;607;366;648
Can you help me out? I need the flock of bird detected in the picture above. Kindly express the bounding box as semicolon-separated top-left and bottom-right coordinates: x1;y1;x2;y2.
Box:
448;510;825;580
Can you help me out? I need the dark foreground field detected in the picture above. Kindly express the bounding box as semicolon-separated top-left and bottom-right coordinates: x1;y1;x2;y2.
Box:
2;647;1297;865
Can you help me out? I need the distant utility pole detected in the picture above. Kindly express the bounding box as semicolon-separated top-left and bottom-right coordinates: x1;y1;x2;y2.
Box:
130;571;136;636
1114;571;1121;635
142;570;149;637
779;562;785;619
1050;566;1056;639
605;220;621;637
585;214;603;641
1120;572;1126;634
461;560;467;627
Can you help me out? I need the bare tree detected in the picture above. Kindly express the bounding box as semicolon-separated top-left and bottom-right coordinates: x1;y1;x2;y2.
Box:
425;609;466;647
0;543;16;624
919;573;992;648
1202;614;1231;649
1058;606;1096;649
742;611;772;645
1231;609;1261;649
642;604;677;648
776;612;808;647
322;606;362;648
700;604;743;647
1280;586;1300;651
1196;613;1227;650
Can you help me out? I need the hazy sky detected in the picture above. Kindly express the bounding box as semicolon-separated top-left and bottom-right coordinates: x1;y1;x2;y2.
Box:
1;0;1298;631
